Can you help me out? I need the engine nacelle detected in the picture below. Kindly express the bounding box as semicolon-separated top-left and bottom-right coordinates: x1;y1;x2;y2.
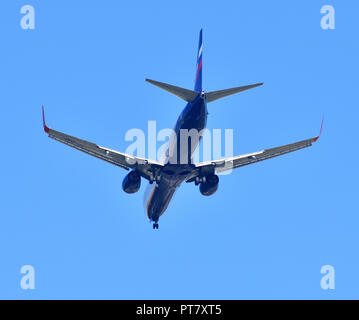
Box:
122;170;141;194
199;174;219;196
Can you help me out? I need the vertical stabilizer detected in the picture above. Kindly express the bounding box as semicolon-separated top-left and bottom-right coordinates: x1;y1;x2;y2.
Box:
194;29;203;92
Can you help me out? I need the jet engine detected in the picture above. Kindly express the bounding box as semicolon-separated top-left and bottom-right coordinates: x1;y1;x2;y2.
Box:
199;174;219;196
122;170;141;194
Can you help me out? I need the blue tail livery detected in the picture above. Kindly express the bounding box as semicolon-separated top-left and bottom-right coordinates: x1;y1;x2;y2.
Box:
194;28;203;92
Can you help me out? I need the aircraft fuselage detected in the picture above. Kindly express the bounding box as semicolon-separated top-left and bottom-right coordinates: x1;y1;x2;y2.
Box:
145;95;207;223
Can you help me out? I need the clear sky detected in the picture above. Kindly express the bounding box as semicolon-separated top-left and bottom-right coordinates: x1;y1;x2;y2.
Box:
0;0;358;299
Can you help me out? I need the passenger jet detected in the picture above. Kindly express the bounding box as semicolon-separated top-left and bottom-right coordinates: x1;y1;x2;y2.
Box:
42;29;322;229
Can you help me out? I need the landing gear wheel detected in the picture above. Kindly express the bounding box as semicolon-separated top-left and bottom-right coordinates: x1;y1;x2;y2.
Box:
149;174;160;185
153;223;159;229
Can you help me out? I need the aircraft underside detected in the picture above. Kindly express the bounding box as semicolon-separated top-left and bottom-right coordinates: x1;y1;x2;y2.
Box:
42;29;321;230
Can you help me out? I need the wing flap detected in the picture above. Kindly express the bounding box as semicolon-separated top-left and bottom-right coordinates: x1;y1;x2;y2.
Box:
42;106;164;180
193;134;319;176
220;137;316;172
48;128;131;170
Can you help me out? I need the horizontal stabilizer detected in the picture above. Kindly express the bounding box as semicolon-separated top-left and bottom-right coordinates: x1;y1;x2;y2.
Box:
206;82;263;103
146;79;199;102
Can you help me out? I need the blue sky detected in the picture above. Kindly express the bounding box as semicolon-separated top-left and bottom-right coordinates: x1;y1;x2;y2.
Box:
0;0;358;299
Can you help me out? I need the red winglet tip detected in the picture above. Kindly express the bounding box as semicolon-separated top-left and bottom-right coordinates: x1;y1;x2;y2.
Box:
42;105;50;133
314;116;324;142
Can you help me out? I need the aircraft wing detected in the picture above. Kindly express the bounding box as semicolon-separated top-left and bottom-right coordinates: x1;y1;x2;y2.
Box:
42;107;163;181
189;119;323;178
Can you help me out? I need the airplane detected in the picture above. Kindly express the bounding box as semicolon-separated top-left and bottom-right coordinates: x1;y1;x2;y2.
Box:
42;29;323;229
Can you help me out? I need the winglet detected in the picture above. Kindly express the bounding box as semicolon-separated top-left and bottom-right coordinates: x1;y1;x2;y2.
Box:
314;116;324;142
42;105;50;133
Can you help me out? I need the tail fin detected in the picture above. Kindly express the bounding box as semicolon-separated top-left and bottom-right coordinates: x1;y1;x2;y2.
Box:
146;29;263;104
194;29;203;92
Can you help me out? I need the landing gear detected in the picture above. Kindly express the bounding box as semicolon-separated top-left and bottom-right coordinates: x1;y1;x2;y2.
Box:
153;223;159;229
195;176;206;186
149;175;160;184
